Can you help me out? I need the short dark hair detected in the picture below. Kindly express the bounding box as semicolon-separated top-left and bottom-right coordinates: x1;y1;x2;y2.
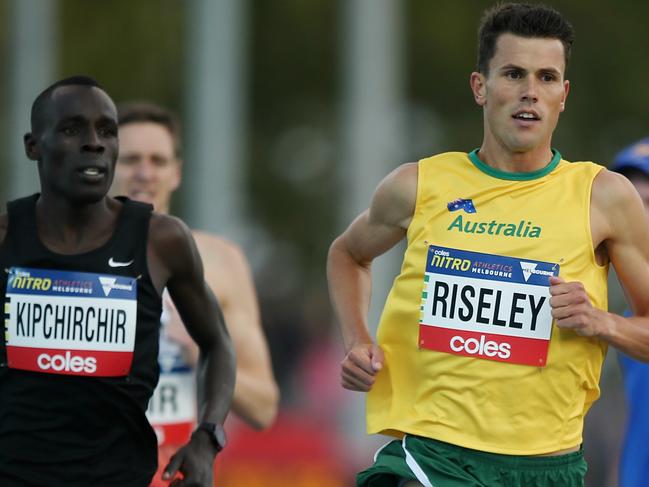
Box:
117;101;182;157
477;3;574;75
31;75;102;133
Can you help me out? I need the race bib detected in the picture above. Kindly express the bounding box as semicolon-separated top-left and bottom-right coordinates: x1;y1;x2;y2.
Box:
4;267;137;376
146;296;197;447
419;246;558;366
147;370;196;446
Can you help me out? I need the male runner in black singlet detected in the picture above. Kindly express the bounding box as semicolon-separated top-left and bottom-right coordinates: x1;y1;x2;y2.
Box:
0;76;235;487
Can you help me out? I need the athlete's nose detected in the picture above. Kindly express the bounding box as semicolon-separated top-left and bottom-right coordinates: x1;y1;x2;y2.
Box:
81;128;105;154
521;75;539;103
521;77;539;104
134;159;156;181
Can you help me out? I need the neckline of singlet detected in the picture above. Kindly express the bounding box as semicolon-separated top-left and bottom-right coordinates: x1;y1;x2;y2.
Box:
468;148;561;181
23;194;131;260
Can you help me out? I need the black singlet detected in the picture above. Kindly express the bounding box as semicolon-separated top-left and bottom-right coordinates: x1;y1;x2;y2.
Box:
0;195;162;486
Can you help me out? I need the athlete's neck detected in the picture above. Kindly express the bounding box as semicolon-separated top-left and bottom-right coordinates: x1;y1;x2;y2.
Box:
478;142;554;173
35;195;119;254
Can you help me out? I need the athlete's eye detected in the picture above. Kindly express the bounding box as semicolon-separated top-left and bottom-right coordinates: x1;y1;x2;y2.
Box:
118;155;140;166
505;70;523;80
98;126;117;138
151;156;173;168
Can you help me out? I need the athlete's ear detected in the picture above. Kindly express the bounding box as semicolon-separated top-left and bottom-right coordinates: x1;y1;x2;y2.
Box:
23;132;40;162
470;72;487;107
560;79;570;113
171;158;183;192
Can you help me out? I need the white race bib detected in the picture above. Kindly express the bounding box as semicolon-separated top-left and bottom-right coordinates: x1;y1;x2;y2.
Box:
419;246;558;366
5;267;137;376
147;369;196;446
146;292;197;446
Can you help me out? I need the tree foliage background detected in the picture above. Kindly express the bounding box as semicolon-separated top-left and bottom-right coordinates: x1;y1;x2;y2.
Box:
1;2;647;483
2;0;648;292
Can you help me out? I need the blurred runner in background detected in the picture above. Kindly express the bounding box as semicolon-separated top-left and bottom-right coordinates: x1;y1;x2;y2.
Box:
610;137;649;487
111;101;278;486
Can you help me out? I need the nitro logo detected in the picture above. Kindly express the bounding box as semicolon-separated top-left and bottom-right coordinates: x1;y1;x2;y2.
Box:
98;277;133;297
11;275;52;291
520;262;554;282
447;215;541;238
430;254;471;272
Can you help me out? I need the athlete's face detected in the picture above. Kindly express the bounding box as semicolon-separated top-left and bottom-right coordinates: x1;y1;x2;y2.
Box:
111;122;181;214
471;34;570;155
25;85;119;204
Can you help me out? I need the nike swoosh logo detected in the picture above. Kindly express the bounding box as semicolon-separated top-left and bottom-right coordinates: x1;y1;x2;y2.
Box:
108;257;134;268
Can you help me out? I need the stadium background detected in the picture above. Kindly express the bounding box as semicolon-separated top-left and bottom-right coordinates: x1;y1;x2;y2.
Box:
1;1;647;485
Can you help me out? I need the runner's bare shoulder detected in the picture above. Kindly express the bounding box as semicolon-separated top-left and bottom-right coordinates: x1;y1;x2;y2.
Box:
371;162;419;230
191;230;244;271
148;213;196;265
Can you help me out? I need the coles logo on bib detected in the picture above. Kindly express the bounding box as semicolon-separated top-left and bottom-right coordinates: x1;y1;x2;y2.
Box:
418;246;558;367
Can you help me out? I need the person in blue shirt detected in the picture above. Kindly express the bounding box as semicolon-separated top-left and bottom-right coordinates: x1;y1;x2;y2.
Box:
611;137;649;487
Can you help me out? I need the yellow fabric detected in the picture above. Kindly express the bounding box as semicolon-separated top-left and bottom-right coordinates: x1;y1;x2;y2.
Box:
367;151;608;455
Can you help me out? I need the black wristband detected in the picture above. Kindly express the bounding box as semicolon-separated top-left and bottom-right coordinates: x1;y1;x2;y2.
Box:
195;422;227;453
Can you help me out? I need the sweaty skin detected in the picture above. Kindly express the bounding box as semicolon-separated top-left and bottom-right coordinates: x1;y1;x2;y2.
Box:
327;34;649;458
162;231;279;429
112;120;278;430
10;84;236;487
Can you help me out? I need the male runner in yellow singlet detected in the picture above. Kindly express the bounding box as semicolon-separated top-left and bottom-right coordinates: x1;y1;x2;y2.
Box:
110;102;279;485
327;3;649;486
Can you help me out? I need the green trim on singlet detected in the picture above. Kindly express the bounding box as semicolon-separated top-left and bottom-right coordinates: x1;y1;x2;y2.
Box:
468;148;561;181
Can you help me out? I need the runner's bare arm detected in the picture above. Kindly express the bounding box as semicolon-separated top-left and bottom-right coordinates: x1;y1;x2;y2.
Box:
550;170;649;361
147;214;235;486
195;233;279;430
158;232;279;430
327;163;417;391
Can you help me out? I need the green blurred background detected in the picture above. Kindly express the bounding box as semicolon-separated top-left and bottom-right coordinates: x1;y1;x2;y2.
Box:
1;1;646;485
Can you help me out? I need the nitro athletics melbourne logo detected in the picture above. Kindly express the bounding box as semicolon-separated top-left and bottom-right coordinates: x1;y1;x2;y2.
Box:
447;214;542;238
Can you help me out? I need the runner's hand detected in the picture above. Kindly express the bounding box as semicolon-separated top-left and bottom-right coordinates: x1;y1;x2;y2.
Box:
549;276;606;337
341;343;385;392
162;430;218;486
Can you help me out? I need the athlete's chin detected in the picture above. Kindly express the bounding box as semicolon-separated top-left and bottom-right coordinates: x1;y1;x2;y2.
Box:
69;189;110;205
128;191;155;205
506;137;545;154
507;130;551;152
